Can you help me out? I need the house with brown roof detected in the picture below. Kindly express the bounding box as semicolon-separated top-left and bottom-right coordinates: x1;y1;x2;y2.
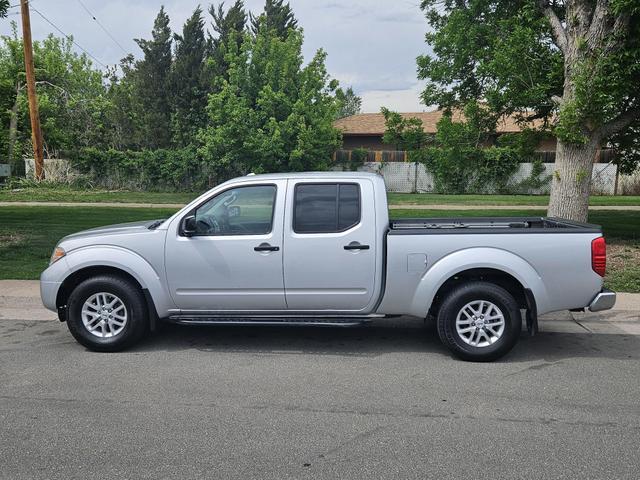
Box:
333;110;557;153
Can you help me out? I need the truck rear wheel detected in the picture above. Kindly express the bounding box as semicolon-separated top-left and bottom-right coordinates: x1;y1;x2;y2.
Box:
436;281;521;362
66;275;148;352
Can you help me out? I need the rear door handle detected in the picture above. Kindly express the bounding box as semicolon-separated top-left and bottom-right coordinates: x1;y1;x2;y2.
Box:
254;243;279;252
344;243;370;251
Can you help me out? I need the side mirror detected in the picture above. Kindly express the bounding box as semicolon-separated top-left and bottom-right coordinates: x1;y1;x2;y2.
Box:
181;215;197;237
228;205;241;218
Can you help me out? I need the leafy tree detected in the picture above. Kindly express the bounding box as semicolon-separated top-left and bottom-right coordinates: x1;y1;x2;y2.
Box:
417;0;640;221
209;0;247;83
33;37;107;154
382;102;548;194
609;122;640;175
250;0;297;39
0;24;106;171
199;28;341;179
0;0;9;18
133;6;172;149
170;7;208;146
335;86;362;119
0;23;26;170
381;108;430;151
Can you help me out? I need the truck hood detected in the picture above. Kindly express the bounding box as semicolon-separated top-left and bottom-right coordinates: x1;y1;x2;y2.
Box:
62;220;163;241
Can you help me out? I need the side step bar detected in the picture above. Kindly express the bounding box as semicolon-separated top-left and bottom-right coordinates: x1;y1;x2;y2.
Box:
166;314;384;327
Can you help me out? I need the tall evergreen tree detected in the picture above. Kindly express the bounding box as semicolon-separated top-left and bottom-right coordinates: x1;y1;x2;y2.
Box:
0;0;9;18
250;0;297;39
209;0;247;83
170;7;208;146
105;55;139;150
134;7;172;149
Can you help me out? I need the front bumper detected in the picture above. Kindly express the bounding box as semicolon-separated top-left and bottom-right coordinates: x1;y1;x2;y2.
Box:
588;289;616;312
40;280;62;312
40;257;69;312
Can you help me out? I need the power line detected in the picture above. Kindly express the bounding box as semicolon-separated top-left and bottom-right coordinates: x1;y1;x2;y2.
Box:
75;0;128;56
28;3;107;68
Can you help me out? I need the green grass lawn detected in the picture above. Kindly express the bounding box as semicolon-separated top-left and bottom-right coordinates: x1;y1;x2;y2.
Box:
2;186;640;207
1;205;638;291
387;193;640;206
0;187;196;204
0;206;178;279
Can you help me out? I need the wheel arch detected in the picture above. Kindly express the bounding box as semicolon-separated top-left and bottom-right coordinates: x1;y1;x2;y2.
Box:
428;268;528;317
409;247;548;321
56;246;172;323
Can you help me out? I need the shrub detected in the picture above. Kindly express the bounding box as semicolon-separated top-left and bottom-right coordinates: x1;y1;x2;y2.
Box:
507;158;552;194
348;148;369;171
69;147;206;191
417;146;521;194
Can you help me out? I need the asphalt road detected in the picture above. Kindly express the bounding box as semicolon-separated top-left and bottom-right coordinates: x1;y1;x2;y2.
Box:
1;286;640;479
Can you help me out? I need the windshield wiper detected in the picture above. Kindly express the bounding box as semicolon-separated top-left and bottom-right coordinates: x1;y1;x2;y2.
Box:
148;219;165;230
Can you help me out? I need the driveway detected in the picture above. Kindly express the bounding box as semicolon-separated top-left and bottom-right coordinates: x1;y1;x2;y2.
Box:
1;281;640;479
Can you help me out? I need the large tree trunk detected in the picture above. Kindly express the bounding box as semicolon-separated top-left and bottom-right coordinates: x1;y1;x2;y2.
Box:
547;138;599;222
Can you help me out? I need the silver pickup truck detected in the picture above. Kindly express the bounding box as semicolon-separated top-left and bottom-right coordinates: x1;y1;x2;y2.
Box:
40;172;615;361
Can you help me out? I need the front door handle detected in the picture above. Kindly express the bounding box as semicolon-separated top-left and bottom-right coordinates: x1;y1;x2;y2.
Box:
254;243;279;252
344;243;370;251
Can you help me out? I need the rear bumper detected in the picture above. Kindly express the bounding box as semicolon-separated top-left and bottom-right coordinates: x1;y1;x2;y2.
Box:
588;289;616;312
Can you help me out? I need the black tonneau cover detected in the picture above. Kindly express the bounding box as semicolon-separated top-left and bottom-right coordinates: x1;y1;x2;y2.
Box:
389;217;602;235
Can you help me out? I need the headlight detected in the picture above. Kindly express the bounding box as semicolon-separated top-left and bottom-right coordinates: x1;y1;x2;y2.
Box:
50;246;66;265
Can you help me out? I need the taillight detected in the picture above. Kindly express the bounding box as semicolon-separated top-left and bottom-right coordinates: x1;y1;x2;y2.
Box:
591;237;606;276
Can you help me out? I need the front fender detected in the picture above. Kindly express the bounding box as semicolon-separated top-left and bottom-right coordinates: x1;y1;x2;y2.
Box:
61;245;175;316
408;247;549;318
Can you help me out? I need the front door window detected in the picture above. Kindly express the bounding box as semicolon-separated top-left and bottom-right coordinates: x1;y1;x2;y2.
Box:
194;185;276;236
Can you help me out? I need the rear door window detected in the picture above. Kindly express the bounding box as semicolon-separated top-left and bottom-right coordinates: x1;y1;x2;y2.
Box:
293;183;361;233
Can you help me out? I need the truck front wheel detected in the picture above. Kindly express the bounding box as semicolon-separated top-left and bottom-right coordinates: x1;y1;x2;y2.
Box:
436;281;521;362
66;275;148;352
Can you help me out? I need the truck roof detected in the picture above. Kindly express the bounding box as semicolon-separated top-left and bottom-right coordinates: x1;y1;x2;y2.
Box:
226;171;382;182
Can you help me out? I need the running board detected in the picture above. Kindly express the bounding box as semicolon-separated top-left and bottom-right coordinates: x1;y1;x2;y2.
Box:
166;314;383;327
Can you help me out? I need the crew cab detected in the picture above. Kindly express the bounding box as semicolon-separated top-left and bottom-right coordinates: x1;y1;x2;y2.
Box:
40;172;616;361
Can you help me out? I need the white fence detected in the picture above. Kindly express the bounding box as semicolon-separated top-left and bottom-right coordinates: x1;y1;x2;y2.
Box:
24;158;639;195
24;158;78;183
618;168;640;195
348;162;621;194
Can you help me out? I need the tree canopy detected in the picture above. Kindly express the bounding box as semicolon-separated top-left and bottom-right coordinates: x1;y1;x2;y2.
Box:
133;6;172;149
417;0;640;220
0;24;105;171
199;27;341;179
0;0;357;184
335;87;362;119
170;7;209;146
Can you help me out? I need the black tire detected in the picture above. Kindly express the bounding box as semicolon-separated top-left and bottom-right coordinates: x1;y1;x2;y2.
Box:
436;281;521;362
66;275;148;352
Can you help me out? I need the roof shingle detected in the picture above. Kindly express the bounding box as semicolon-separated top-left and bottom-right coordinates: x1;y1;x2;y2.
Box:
333;111;543;135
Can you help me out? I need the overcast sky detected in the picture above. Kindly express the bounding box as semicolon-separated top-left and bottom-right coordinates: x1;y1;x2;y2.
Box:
3;0;431;112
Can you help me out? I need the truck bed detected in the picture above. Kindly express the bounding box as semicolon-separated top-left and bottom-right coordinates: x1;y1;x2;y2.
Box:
389;217;601;235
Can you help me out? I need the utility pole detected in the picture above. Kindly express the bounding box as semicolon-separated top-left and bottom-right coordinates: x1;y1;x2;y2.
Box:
20;0;44;180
